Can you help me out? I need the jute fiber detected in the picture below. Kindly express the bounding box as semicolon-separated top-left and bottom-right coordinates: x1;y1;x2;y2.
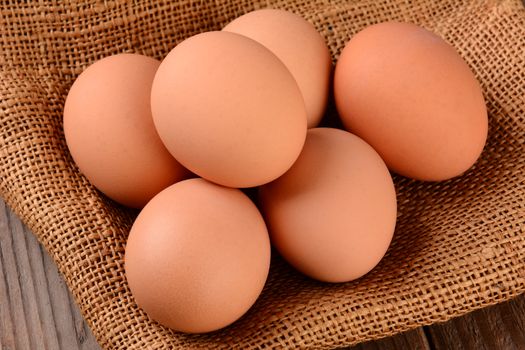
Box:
1;0;524;348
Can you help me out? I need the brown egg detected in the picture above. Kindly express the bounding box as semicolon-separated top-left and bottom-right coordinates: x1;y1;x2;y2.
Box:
63;54;189;208
223;9;332;128
334;22;488;181
125;178;271;333
151;31;307;188
259;128;396;283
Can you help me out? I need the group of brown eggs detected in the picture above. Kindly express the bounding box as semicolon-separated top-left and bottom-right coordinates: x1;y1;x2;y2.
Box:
63;9;487;333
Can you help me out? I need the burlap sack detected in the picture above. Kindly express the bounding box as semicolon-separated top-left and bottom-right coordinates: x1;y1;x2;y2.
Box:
1;0;524;348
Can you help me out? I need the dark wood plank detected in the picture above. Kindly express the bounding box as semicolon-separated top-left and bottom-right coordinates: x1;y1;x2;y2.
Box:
0;199;100;350
428;311;489;350
0;212;17;350
500;294;525;346
8;206;53;350
0;201;33;350
427;296;525;350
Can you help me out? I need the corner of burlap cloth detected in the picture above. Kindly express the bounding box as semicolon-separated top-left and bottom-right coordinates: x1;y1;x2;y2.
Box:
1;0;524;349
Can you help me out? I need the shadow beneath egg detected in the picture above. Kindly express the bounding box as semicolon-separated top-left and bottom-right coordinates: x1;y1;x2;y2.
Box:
175;101;521;343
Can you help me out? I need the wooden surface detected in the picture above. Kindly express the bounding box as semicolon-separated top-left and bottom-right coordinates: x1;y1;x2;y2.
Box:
0;197;523;350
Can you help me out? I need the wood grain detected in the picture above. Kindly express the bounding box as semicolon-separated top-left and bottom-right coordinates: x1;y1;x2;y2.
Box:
0;199;100;350
427;295;525;350
0;196;523;350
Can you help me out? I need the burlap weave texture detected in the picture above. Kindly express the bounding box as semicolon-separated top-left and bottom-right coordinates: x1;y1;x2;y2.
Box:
1;0;524;348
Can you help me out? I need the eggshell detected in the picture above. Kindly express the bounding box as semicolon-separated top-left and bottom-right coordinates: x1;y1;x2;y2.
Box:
259;128;396;283
334;22;488;181
125;178;271;333
63;54;189;208
223;9;332;128
151;31;307;188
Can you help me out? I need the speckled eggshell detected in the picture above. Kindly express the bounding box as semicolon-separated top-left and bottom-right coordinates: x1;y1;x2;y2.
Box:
223;9;332;128
125;178;271;333
259;128;397;283
151;31;307;188
63;54;189;208
334;22;488;181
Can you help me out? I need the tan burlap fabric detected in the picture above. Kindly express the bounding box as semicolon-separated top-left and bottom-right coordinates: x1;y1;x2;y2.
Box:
1;0;524;348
